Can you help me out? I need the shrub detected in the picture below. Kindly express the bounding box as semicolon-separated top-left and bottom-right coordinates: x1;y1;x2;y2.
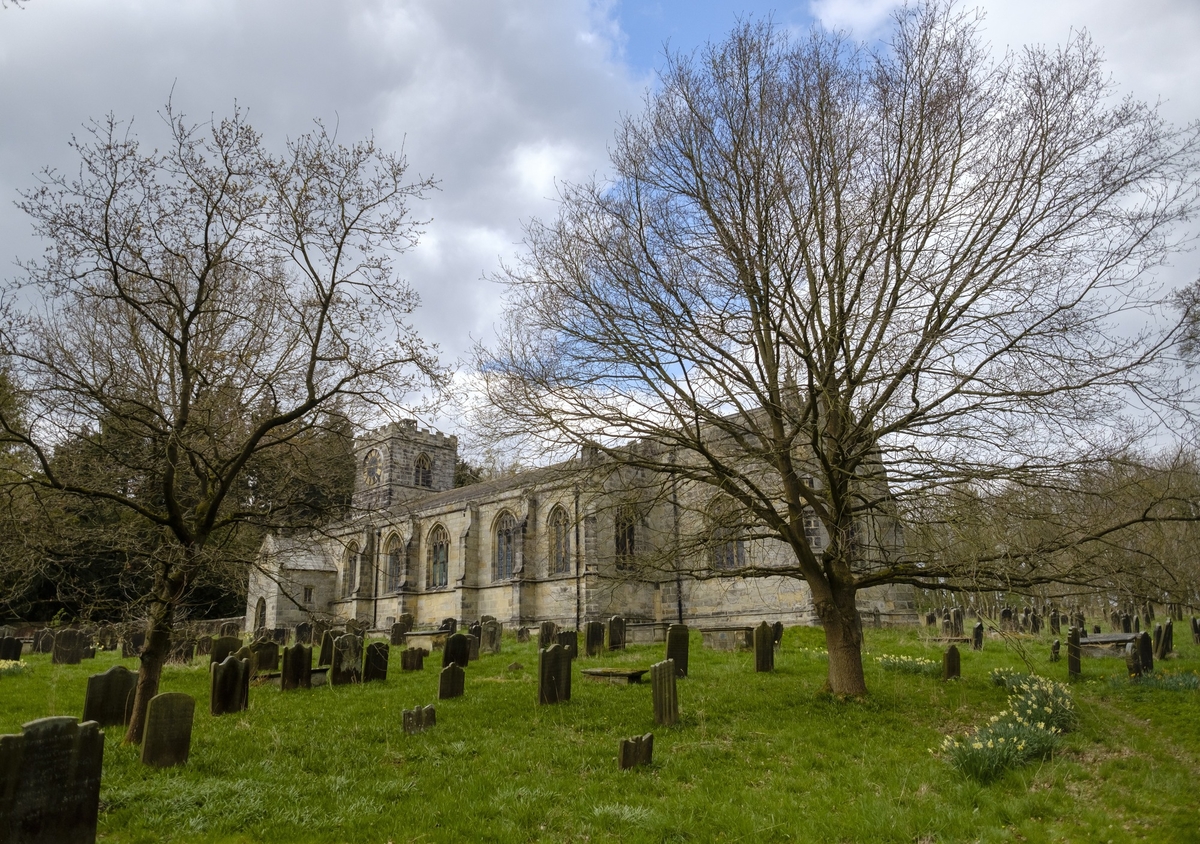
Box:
876;654;940;676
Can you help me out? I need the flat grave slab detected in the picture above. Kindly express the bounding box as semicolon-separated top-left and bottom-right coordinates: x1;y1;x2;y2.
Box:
405;631;448;653
580;667;649;685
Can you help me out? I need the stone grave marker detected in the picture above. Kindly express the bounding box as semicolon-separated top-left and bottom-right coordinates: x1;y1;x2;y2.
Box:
0;716;104;844
346;619;369;637
401;648;425;671
210;655;250;716
52;629;86;665
618;733;654;770
439;618;457;634
1124;642;1143;678
607;616;626;650
651;659;678;727
538;643;572;705
1049;611;1061;635
249;640;280;677
295;621;313;645
209;636;243;666
1134;616;1140;633
1050;639;1060;662
82;665;137;728
33;629;55;654
466;634;480;662
281;644;312;691
1030;613;1041;634
538;621;558;649
1067;627;1081;679
583;621;604;657
1000;607;1013;631
438;664;465;700
480;619;502;655
556;629;578;659
1136;630;1154;673
141;692;194;768
234;645;252;664
96;626;118;651
1164;619;1174;655
943;645;961;680
364;642;389;683
396;613;414;634
0;636;22;661
402;705;436;735
665;623;689;677
318;630;335;667
219;621;241;637
468;621;482;642
517;627;531;643
390;623;408;646
269;627;288;645
1152;623;1164;660
970;622;983;651
753;621;774;672
330;634;362;685
1121;613;1132;634
443;633;470;669
1191;617;1199;645
772;621;784;647
924;611;936;627
952;608;964;637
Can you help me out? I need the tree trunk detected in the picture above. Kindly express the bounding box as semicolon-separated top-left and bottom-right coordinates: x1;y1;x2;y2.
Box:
815;586;868;697
123;573;178;744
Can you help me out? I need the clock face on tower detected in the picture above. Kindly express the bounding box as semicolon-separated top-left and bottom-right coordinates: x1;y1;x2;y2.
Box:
363;449;382;486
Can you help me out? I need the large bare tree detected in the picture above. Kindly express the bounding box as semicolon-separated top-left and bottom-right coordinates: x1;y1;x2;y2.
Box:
477;4;1200;695
0;105;445;740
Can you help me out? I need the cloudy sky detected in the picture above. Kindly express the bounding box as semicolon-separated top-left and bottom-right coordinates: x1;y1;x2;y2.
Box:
2;0;1198;439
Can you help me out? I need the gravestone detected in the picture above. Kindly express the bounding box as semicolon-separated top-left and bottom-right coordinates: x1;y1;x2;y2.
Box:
330;634;362;685
556;629;578;659
1124;642;1143;678
346;619;369;637
772;621;784;647
364;642;389;683
517;627;531;643
480;619;502;655
924;611;936;627
618;733;654;770
1162;619;1174;657
269;627;288;645
311;621;329;648
1192;617;1199;645
941;612;952;637
281;644;312;691
1067;627;1081;680
607;616;626;650
439;618;457;634
401;648;425;671
650;659;678;727
295;621;313;645
466;634;480;662
390;623;408;646
402;705;436;735
1092;625;1100;635
468;621;482;642
942;645;961;681
95;626;118;651
52;629;86;665
318;630;335;667
210;636;243;666
665;624;689;677
32;629;55;654
396;613;414;634
1134;616;1140;633
141;692;194;768
234;645;252;664
1152;624;1164;660
971;622;983;651
1050;639;1060;662
0;716;104;844
1000;607;1013;631
538;643;572;705
753;621;774;673
1137;630;1154;674
580;619;600;662
82;665;137;728
219;621;241;637
1121;613;1132;634
538;621;558;649
1049;611;1061;635
480;614;496;624
951;608;964;637
1030;613;1041;634
443;633;470;669
438;664;465;699
0;636;22;661
249;641;279;677
210;655;250;715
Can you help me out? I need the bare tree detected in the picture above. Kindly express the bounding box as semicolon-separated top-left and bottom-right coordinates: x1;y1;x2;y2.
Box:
477;4;1200;695
0;104;445;740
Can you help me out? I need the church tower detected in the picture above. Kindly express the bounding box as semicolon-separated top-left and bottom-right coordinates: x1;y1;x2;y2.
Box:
352;420;458;511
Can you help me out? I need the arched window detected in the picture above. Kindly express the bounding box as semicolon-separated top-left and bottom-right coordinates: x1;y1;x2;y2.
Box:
427;525;449;588
708;497;746;570
414;453;433;488
549;506;571;575
385;534;403;593
494;511;517;581
254;597;266;632
615;506;638;571
342;541;359;597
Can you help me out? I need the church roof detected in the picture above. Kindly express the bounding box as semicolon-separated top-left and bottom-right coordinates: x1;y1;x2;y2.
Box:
268;534;338;572
394;463;575;515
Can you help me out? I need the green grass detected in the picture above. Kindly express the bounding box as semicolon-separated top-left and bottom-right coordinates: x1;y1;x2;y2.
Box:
1;625;1198;843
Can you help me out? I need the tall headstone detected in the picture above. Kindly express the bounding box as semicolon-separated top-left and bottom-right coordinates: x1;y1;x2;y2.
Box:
607;616;626;650
538;643;572;705
1164;619;1174;655
318;630;335;667
538;621;558;649
82;665;137;728
556;629;578;659
390;623;408;646
438;664;465;700
294;622;313;645
942;645;961;680
1049;611;1061;636
209;636;243;666
51;629;85;665
401;648;425;671
1136;630;1154;674
364;642;389;683
1067;627;1081;680
249;640;279;677
480;619;502;655
443;632;470;669
618;733;654;770
753;622;774;672
140;693;194;768
1030;613;1041;634
951;608;964;637
1152;623;1164;660
280;644;312;691
210;655;250;716
1050;638;1060;662
650;659;678;727
330;634;362;685
1121;613;1132;634
0;716;104;844
0;636;22;661
465;634;480;662
468;621;482;643
971;622;984;651
665;624;689;677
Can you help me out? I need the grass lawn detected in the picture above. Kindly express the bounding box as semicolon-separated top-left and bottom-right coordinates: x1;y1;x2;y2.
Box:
1;624;1198;843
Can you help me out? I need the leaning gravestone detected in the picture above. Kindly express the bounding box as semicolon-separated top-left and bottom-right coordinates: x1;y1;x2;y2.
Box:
443;633;470;669
942;645;961;680
295;621;313;645
364;642;389;683
665;623;689;677
318;630;335;667
651;659;678;727
1137;630;1154;674
210;655;250;716
465;634;480;662
607;616;626;650
0;636;22;661
584;621;604;657
82;665;137;728
971;622;984;651
281;644;312;691
0;716;104;844
52;629;86;665
438;664;465;700
390;623;408;646
330;634;362;686
402;705;436;735
538;643;572;705
556;629;578;659
249;640;280;677
1067;627;1081;680
401;648;425;671
618;733;654;770
210;636;243;666
538;621;558;649
141;692;194;768
480;619;502;655
753;621;774;673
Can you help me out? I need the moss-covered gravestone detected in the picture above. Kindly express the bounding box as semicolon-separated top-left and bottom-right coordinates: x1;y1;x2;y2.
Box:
480;620;502;655
971;622;984;651
209;636;243;666
401;648;425;671
651;659;678;727
556;629;578;659
281;644;312;691
82;665;137;728
249;640;279;677
402;705;436;735
438;664;464;700
141;693;194;768
210;655;250;716
537;621;557;649
665;624;689;678
330;634;362;685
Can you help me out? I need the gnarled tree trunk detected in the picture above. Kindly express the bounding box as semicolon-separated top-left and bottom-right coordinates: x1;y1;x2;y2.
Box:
124;568;181;744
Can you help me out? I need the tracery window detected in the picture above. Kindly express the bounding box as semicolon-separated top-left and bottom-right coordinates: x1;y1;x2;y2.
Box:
414;453;433;488
615;506;638;571
385;534;403;592
549;506;571;575
708;497;745;570
427;525;449;588
342;541;359;597
494;511;517;581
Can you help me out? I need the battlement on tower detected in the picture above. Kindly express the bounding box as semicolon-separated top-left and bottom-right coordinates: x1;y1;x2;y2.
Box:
352;420;458;511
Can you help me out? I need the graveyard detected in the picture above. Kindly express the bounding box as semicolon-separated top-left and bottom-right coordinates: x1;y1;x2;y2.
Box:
0;621;1197;843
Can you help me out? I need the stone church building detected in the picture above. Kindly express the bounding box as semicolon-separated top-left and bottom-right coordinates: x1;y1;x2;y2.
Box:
247;420;915;633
